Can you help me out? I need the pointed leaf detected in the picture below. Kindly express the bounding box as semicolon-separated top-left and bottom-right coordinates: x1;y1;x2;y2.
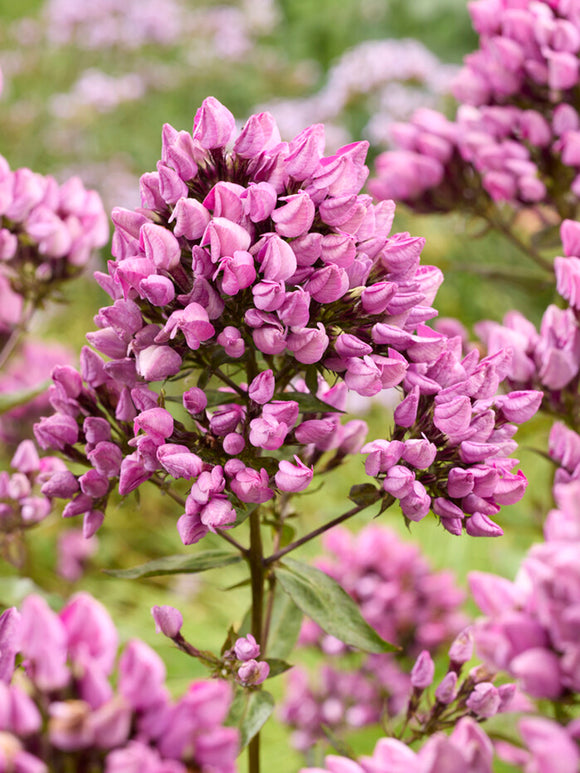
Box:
275;558;397;654
531;224;561;251
104;549;242;579
226;688;275;749
220;625;238;656
348;483;381;507
305;364;319;396
265;588;303;660
0;381;51;415
204;389;242;408
279;391;344;414
264;658;292;678
233;502;258;528
197;368;211;390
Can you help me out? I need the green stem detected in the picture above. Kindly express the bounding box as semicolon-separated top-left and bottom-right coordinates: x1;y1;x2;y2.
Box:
264;498;386;567
0;300;35;371
214;366;247;397
485;214;554;273
247;507;265;773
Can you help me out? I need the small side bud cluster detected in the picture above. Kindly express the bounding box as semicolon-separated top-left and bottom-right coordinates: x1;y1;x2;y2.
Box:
152;607;270;688
0;593;238;772
229;634;270;687
0;158;108;323
361;337;542;536
0;440;64;564
404;631;517;735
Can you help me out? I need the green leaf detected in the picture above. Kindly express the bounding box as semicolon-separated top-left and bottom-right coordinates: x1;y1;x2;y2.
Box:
265;588;303;660
233;502;258;528
220;626;238;656
305;364;319;396
104;549;242;579
264;658;292;678
279;522;296;547
531;224;561;251
348;483;382;507
226;689;275;748
204;389;243;408
275;558;397;654
0;381;51;415
278;391;343;414
222;577;252;592
197;368;211;390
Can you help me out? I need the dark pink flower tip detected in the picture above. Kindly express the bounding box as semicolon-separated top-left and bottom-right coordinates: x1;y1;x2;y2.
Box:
192;96;235;149
410;650;434;689
435;671;458;704
448;627;474;665
152;605;183;638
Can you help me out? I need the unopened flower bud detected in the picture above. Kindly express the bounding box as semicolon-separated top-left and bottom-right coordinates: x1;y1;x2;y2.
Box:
435;671;458;704
449;628;474;666
234;634;261;661
237;659;269;686
151;606;183;639
410;650;434;689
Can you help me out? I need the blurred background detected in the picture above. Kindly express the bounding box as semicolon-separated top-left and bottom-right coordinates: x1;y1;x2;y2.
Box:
0;1;556;769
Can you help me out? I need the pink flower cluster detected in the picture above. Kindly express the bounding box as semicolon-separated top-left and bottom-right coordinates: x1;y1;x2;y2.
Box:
300;717;494;773
0;440;63;556
0;157;108;331
369;0;580;213
32;96;538;543
469;422;580;702
229;633;270;687
476;220;580;399
361;341;541;536
0;593;238;772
